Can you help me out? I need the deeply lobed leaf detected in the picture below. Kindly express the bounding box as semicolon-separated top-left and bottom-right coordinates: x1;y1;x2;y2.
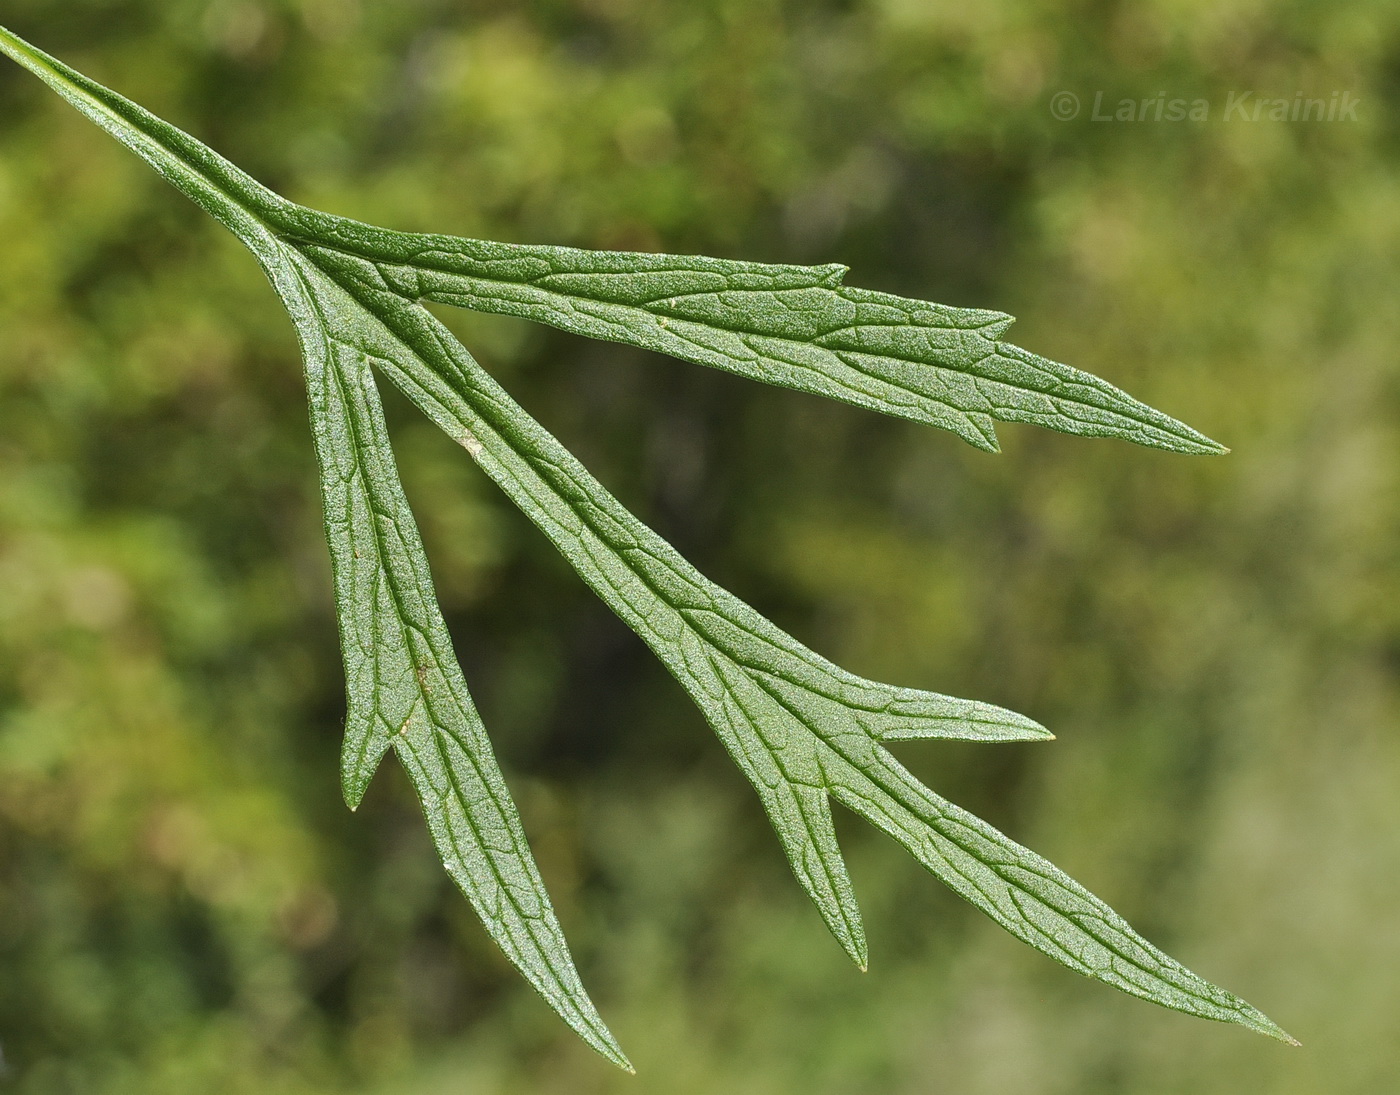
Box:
0;23;1291;1067
291;244;1290;1042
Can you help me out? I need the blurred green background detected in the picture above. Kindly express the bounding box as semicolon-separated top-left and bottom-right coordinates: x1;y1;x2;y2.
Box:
1;1;1396;1092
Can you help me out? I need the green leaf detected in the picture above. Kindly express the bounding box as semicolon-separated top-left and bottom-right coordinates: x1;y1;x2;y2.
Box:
299;280;631;1069
0;23;1292;1065
276;227;1225;455
293;249;1289;1043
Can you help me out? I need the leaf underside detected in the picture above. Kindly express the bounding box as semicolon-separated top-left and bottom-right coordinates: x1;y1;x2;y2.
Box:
0;24;1292;1068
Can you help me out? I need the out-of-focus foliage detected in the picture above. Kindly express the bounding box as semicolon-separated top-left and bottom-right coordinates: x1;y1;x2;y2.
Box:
0;0;1395;1091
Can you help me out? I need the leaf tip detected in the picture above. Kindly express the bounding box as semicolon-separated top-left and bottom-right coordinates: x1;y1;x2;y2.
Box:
579;1015;633;1071
1143;409;1230;456
340;775;369;812
982;315;1015;340
1185;433;1230;456
1224;997;1298;1046
1006;713;1054;741
963;420;1001;453
823;912;868;974
340;750;379;811
1251;1012;1300;1046
340;726;392;812
1260;1023;1301;1047
984;707;1053;743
